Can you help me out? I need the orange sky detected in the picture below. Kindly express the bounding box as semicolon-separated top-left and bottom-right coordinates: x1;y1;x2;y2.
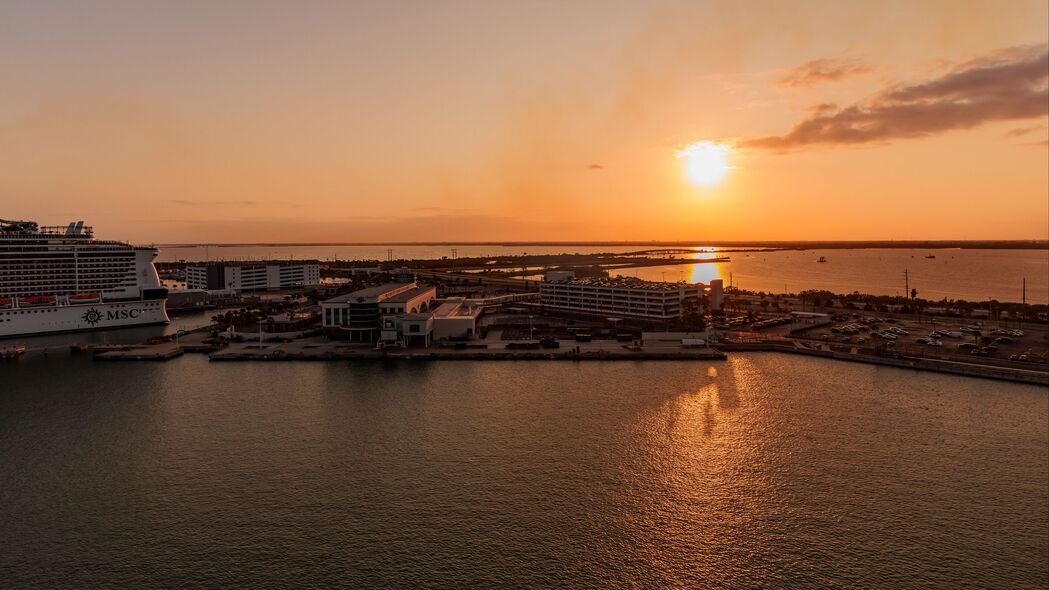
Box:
1;0;1046;243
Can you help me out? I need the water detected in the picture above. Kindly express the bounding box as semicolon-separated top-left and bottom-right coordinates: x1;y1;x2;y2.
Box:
2;354;1046;588
157;244;1049;303
620;248;1049;305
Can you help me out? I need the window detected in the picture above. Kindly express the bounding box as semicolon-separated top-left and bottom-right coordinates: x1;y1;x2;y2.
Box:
409;324;420;333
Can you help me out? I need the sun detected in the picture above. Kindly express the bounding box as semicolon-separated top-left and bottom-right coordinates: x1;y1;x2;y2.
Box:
677;141;732;188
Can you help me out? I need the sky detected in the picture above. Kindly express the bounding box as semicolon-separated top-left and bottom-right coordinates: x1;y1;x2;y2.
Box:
1;0;1047;243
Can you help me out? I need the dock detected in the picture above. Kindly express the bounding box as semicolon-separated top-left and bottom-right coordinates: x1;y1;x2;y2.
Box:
94;342;185;361
208;346;727;362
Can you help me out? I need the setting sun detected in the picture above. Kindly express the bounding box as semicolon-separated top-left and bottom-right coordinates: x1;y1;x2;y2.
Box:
678;141;733;188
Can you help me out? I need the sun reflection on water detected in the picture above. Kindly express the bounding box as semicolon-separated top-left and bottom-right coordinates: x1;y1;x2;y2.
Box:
618;360;765;585
689;261;725;285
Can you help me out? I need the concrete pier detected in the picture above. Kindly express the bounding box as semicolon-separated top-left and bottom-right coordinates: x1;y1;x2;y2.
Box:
94;342;184;361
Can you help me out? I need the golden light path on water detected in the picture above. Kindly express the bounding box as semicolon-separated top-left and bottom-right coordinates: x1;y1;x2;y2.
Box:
689;253;725;285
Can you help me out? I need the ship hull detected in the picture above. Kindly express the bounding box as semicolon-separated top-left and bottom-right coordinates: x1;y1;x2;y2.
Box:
0;300;169;338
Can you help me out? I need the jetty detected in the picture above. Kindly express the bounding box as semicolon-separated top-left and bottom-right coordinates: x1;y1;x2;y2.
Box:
94;342;184;361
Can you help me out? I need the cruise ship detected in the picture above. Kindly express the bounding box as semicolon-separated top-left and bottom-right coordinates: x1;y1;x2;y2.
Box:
0;219;169;338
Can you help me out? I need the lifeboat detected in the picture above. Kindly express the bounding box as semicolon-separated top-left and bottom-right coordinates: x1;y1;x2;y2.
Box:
0;297;12;309
69;293;101;303
18;295;57;307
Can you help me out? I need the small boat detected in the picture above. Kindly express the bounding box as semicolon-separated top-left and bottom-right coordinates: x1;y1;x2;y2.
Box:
817;256;827;263
1;345;27;359
18;295;56;307
0;297;12;308
69;293;101;302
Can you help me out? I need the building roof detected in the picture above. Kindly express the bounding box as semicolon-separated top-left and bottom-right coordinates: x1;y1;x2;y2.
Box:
187;260;320;268
432;297;482;318
543;276;698;291
323;283;406;303
384;285;436;303
322;282;434;304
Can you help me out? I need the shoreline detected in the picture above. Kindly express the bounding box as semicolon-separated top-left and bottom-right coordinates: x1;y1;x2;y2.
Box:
88;340;1049;386
154;240;1049;250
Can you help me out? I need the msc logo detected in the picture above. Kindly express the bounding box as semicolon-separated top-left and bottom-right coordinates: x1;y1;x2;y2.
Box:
81;308;104;326
80;307;142;326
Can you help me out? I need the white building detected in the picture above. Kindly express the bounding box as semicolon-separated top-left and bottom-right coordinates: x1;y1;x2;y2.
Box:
321;281;437;343
709;279;724;311
539;276;704;320
186;261;320;292
431;297;484;340
320;281;496;345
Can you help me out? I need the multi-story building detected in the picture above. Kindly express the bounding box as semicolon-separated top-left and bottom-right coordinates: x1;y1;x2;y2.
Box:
185;261;320;292
321;281;437;342
539;276;705;320
320;282;494;345
708;279;724;311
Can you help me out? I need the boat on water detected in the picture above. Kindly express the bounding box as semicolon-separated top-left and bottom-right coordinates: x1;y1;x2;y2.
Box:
1;344;27;359
817;256;828;263
0;218;169;338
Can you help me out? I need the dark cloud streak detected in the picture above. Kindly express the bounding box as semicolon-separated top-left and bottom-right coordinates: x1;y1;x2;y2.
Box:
777;57;874;88
167;199;260;206
1002;124;1046;138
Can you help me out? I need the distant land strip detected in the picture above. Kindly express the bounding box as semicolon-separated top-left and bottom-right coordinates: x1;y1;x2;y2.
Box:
155;240;1049;250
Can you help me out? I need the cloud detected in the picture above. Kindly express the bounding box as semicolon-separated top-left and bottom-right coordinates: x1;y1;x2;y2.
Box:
409;206;477;214
1001;124;1046;138
777;57;874;88
806;103;839;114
167;199;261;206
586;164;605;170
742;44;1049;152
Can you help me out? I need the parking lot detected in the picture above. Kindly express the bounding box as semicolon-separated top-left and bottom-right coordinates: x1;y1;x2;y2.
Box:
795;313;1048;368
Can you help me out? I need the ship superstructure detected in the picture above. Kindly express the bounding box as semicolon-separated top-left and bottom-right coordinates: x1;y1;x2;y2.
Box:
0;219;169;337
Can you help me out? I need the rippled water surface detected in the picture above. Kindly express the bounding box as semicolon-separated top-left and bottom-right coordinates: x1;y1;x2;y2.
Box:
2;355;1046;588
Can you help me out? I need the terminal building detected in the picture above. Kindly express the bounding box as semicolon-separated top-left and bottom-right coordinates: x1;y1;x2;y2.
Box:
321;281;437;343
186;261;320;292
539;273;716;320
321;281;489;345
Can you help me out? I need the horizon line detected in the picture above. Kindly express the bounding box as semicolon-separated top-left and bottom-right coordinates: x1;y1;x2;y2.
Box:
153;239;1049;248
